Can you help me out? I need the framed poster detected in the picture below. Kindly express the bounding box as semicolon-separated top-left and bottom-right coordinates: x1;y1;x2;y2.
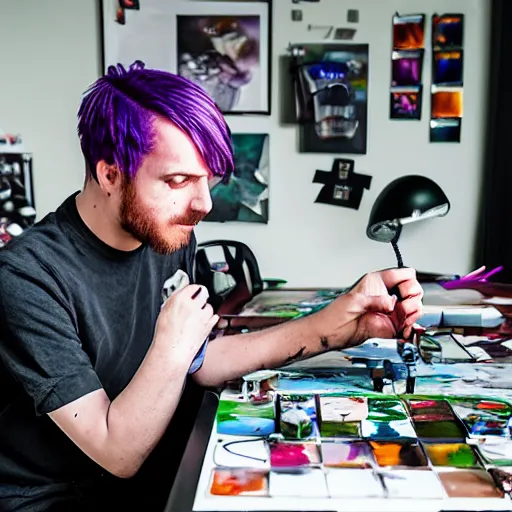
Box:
289;43;369;154
100;0;272;115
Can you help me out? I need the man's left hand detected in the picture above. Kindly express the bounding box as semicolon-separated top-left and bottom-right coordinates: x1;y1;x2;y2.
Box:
350;268;424;341
315;268;424;349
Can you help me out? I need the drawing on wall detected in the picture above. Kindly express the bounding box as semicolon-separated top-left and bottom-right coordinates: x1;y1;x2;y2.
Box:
390;13;425;121
430;14;464;143
101;0;271;114
289;43;369;155
205;133;269;224
312;158;372;210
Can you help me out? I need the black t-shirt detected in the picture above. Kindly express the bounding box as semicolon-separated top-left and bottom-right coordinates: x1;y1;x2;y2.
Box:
0;192;204;510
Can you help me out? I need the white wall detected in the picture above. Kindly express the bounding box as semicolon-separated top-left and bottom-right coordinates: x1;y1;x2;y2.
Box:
0;0;490;287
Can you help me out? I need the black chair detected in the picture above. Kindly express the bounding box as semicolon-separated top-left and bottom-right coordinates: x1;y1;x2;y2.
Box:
195;240;263;315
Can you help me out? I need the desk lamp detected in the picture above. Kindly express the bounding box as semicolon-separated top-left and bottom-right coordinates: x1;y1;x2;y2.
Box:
366;175;450;268
366;175;449;394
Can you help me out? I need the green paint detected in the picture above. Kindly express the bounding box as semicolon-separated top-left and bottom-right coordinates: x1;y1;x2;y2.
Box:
217;399;275;425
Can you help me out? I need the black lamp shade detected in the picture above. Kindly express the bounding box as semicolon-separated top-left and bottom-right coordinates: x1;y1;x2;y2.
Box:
367;175;450;243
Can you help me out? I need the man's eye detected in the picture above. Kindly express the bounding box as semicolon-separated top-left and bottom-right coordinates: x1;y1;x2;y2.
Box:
168;175;188;185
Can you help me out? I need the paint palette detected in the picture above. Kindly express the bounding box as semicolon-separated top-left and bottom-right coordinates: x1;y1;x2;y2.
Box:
193;369;512;511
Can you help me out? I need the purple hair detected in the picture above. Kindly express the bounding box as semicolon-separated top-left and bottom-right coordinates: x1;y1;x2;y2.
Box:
77;60;234;180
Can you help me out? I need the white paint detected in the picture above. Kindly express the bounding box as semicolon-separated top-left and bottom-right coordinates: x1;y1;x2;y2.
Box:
0;0;490;287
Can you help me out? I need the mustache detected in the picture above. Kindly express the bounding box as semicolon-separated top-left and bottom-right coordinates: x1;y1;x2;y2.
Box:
174;211;205;226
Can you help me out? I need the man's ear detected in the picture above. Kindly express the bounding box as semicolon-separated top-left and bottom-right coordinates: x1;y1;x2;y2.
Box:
96;161;121;196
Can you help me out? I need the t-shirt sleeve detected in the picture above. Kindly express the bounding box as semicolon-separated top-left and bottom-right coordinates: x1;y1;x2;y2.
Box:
0;262;103;416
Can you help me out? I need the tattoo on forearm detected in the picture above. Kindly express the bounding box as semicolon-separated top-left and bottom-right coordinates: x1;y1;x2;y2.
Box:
284;346;306;364
320;336;329;349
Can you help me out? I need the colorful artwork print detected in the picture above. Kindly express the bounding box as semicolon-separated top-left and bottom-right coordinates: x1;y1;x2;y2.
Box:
390;89;422;120
393;13;425;50
205;133;269;224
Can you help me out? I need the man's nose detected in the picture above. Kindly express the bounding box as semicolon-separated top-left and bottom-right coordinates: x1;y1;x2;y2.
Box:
191;180;212;214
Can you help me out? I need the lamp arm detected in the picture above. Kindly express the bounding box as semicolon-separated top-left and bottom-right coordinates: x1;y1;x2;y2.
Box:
390;225;404;268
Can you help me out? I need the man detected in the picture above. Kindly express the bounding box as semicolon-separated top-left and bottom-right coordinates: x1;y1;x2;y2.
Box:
0;61;423;511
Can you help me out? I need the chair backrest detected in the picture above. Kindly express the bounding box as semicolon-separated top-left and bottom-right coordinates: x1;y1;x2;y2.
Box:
195;240;263;315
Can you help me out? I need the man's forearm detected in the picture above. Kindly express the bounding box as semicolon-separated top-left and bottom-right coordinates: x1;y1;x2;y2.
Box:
50;341;190;479
194;312;342;388
104;342;189;476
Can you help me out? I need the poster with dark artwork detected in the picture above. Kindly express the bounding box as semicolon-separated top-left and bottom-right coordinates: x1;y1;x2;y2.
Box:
289;43;369;155
0;152;36;248
205;133;269;223
312;158;371;210
101;0;271;114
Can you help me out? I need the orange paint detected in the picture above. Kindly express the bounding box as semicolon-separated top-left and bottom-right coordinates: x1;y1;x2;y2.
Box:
210;469;267;496
369;441;402;466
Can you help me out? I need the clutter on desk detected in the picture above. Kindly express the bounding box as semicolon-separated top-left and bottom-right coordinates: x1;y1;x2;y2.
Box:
0;130;36;248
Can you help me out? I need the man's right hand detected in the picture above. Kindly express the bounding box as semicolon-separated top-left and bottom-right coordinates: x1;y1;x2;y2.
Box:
154;284;219;367
48;282;219;479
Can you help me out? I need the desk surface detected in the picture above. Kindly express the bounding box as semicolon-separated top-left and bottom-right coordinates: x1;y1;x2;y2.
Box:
166;359;512;511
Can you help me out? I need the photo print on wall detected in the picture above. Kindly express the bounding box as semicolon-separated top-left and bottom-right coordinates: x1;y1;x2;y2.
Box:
205;133;269;224
389;13;425;120
312;158;372;210
430;14;464;143
289;43;369;154
101;0;271;114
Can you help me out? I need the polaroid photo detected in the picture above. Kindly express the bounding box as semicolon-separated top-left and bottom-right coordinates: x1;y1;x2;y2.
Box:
390;87;422;120
393;13;425;50
391;50;424;87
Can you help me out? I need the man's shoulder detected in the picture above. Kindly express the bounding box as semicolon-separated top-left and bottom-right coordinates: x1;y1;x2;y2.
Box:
0;210;70;279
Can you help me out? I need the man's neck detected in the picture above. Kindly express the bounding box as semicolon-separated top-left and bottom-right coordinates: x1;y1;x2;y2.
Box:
75;187;142;252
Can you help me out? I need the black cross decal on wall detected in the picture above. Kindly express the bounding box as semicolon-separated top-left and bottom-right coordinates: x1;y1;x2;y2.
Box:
312;158;372;210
